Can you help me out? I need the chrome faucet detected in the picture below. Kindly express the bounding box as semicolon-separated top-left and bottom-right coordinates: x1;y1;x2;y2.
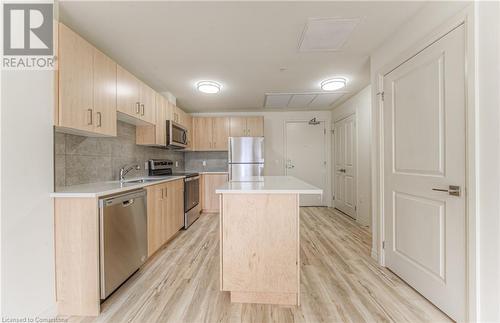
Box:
119;164;141;181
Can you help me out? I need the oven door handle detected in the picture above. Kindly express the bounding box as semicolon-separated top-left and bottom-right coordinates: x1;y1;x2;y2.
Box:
185;176;200;182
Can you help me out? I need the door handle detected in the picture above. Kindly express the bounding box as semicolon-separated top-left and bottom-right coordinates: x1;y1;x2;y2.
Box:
432;185;461;197
96;112;102;127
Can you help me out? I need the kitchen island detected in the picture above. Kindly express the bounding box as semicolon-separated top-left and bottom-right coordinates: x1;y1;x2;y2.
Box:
216;176;322;306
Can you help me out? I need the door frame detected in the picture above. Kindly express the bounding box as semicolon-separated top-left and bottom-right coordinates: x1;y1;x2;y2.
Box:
283;119;329;206
371;7;477;321
332;113;357;218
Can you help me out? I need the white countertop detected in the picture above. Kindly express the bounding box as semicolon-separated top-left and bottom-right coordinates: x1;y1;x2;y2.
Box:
215;176;323;195
51;176;185;198
198;171;228;174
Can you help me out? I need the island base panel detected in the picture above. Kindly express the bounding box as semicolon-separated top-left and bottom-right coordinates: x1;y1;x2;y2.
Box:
230;291;298;306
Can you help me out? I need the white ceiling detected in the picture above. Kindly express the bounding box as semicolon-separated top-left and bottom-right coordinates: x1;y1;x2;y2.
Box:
59;1;426;112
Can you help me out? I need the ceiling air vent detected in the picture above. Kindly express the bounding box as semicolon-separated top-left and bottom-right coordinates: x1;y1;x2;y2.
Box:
299;18;359;52
264;92;345;109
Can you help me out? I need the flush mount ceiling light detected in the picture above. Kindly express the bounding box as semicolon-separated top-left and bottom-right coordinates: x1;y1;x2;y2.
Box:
196;81;221;94
320;78;347;91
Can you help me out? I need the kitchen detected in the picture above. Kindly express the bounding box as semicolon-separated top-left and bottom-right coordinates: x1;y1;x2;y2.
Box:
2;1;500;323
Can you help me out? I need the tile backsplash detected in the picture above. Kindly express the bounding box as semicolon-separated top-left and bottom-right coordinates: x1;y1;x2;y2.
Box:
184;151;228;172
55;121;184;188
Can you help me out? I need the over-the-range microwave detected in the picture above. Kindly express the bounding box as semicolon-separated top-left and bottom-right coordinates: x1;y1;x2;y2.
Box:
166;120;187;149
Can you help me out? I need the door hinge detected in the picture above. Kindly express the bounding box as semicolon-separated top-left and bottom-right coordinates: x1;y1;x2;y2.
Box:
354;205;357;211
376;91;385;101
332;194;335;200
382;241;385;249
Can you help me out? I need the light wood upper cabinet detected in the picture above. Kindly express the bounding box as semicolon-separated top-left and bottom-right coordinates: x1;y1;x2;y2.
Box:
139;83;155;124
201;174;228;213
92;49;117;136
246;116;264;136
193;117;229;151
212;117;230;150
117;66;155;125
58;23;94;134
229;116;264;137
116;65;140;118
58;23;116;136
193;117;213;150
136;93;166;146
184;113;193;150
229;117;247;137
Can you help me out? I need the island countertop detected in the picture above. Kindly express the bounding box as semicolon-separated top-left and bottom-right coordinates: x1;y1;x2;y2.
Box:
215;176;323;195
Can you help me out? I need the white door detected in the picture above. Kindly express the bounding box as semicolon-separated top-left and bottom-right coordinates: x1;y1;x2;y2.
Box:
334;115;357;218
285;121;326;206
383;25;465;321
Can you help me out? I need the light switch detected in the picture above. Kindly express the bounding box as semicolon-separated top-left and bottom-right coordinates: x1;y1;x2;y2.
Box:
175;161;179;167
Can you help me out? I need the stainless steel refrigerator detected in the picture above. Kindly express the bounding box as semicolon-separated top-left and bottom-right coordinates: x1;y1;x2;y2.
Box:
228;137;264;181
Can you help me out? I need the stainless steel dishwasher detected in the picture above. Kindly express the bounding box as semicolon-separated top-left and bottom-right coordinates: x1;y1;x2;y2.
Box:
99;189;147;299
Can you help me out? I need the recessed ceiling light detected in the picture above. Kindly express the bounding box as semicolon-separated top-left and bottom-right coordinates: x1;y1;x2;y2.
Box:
320;78;347;91
196;81;221;94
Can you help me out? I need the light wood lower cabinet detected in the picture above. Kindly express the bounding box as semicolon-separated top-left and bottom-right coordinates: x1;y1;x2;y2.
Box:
201;173;228;213
54;179;184;316
146;179;184;256
54;197;100;316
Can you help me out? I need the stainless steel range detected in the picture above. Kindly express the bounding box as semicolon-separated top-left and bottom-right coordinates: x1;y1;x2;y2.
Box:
148;159;201;228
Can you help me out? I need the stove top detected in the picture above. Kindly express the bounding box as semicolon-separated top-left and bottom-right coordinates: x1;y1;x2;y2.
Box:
148;159;199;178
172;172;199;178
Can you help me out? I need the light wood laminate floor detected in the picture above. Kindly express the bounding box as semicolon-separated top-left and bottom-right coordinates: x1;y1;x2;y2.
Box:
66;207;451;323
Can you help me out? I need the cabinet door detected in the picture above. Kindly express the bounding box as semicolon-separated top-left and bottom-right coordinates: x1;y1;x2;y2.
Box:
184;114;193;150
117;65;140;117
92;48;117;136
212;117;230;150
58;23;94;132
139;83;155;124
193;117;213;150
174;179;185;230
202;174;228;212
246;116;264;137
229;117;247;137
147;184;164;256
155;94;167;146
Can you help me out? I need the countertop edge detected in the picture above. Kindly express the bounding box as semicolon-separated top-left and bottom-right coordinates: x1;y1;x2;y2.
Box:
51;176;186;198
215;189;323;194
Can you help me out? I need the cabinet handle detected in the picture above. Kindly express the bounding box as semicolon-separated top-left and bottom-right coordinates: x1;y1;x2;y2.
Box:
87;109;93;125
96;112;102;127
136;102;140;114
165;187;168;198
141;104;145;116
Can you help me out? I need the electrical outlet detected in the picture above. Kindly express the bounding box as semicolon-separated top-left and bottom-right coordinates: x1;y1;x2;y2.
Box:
202;160;207;166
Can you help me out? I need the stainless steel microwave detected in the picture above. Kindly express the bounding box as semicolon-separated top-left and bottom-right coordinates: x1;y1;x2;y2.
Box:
166;120;187;149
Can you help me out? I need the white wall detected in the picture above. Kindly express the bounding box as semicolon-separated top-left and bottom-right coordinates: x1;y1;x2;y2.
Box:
1;71;56;318
192;110;332;206
369;2;500;321
331;86;371;227
475;1;500;321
